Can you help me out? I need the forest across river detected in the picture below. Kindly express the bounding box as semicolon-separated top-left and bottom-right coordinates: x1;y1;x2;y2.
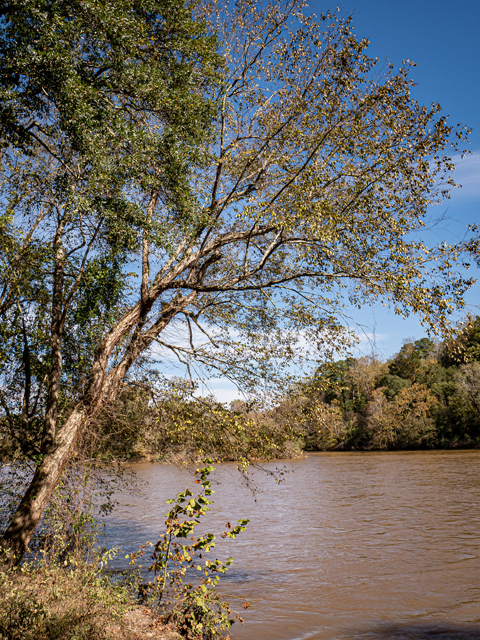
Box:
104;450;480;640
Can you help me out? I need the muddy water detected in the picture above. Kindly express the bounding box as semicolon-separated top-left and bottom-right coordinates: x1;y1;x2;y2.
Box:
105;451;480;640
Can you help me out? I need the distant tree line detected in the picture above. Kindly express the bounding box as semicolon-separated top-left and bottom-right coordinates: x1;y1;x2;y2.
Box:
273;316;480;451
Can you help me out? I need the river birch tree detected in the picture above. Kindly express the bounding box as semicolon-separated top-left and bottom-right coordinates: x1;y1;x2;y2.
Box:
0;0;475;567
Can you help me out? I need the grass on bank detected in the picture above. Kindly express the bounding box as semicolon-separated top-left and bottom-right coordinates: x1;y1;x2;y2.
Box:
0;558;141;640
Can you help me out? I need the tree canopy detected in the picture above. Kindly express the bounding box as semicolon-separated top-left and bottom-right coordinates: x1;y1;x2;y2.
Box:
0;0;476;567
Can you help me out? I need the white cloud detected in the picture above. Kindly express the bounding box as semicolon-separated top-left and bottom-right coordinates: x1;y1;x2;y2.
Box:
449;153;480;201
203;387;242;405
355;330;389;346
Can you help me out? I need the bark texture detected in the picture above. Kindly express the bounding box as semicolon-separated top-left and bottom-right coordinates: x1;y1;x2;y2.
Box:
0;291;196;570
0;405;86;568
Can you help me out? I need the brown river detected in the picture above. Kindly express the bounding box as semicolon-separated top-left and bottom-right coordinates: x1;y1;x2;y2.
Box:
105;451;480;640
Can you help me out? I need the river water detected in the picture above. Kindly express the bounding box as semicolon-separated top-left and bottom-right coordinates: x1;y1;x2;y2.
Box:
104;451;480;640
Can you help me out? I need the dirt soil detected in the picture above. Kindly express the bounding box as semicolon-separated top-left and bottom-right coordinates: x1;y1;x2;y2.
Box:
109;606;183;639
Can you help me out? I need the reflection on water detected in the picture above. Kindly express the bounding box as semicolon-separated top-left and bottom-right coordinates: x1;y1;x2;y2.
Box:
104;451;480;640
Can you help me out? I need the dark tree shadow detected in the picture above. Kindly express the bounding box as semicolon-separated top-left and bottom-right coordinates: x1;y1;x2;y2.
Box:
347;622;480;640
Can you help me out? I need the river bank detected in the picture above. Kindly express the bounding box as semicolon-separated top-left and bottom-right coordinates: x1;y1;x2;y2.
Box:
111;438;480;465
0;561;185;640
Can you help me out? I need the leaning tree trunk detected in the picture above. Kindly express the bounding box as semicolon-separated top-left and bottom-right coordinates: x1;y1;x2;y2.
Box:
0;290;195;570
0;306;143;570
0;403;88;569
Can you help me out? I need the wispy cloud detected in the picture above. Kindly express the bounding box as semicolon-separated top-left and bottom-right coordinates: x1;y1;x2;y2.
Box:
354;331;390;356
449;153;480;201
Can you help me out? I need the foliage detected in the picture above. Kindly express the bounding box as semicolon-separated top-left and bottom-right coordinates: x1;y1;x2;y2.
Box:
129;464;249;639
388;338;436;381
94;378;298;463
0;0;221;460
88;386;154;461
33;462;125;564
366;383;437;449
301;400;352;451
441;316;480;366
284;316;480;451
0;0;221;171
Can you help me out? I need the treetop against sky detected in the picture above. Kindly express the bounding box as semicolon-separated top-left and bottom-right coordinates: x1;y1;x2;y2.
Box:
135;0;479;404
198;0;480;402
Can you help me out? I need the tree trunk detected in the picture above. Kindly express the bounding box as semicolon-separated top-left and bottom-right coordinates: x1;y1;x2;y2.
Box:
0;404;87;570
0;289;196;570
0;321;153;569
